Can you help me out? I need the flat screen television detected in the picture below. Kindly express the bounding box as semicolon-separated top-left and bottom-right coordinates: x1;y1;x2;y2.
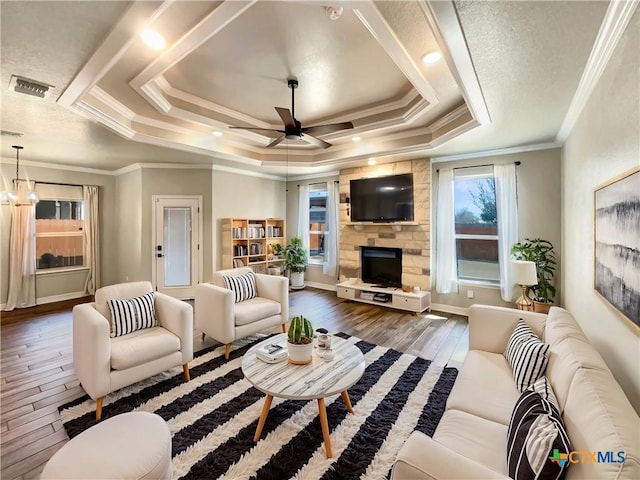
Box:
361;246;402;288
350;173;414;222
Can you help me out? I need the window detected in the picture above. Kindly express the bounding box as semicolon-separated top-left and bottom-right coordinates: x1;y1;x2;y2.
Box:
453;166;499;284
35;184;85;270
308;185;327;263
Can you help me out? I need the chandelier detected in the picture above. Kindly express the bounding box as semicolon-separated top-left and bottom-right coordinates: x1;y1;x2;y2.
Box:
1;145;39;205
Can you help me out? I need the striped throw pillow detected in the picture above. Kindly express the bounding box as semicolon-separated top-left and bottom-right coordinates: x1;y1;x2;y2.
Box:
223;271;257;303
505;320;550;392
107;291;157;337
507;389;571;480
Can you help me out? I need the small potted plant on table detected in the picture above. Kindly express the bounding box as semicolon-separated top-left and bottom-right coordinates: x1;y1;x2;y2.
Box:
511;238;557;313
287;315;314;365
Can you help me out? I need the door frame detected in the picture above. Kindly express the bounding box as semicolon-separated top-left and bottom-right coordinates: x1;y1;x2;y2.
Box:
151;195;203;298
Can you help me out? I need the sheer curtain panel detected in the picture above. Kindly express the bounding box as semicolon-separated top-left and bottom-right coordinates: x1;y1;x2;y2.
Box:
494;163;518;301
5;180;36;310
435;168;458;294
323;181;339;277
83;185;100;295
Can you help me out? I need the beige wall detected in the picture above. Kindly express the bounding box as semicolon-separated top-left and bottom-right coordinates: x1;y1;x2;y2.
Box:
562;10;639;411
212;170;286;277
115;169;143;283
0;163;117;305
430;148;562;310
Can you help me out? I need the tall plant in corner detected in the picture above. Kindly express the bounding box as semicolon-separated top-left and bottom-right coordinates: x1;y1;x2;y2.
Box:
283;237;308;290
511;238;557;308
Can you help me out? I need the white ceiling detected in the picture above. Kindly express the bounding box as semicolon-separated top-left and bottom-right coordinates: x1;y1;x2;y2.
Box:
0;1;623;176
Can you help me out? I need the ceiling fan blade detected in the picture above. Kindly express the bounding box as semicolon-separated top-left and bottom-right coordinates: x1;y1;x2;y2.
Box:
275;107;296;129
265;135;286;148
303;133;331;149
302;121;354;136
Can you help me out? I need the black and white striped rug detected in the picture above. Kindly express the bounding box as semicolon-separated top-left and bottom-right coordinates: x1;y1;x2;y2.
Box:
59;334;458;480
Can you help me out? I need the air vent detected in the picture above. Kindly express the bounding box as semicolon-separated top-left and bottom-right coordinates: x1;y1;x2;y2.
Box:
9;75;54;99
0;129;24;137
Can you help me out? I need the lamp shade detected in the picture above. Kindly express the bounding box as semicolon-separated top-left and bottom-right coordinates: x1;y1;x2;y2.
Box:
512;260;538;286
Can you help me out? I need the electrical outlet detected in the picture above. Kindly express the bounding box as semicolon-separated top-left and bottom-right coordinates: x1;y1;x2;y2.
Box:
467;290;474;299
125;275;129;281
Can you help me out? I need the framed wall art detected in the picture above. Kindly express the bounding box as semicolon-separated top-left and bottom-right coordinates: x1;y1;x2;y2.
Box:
593;166;640;329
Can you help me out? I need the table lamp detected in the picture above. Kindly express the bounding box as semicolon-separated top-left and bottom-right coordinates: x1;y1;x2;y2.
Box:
512;260;538;311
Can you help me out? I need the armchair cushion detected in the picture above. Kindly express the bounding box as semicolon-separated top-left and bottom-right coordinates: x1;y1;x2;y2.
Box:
234;297;281;326
110;327;181;370
222;271;257;303
108;291;157;337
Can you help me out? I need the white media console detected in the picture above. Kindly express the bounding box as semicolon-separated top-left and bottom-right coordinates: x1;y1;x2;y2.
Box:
336;281;431;314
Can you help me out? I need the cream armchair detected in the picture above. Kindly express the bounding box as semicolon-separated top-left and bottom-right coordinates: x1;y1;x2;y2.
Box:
73;281;193;421
195;267;288;359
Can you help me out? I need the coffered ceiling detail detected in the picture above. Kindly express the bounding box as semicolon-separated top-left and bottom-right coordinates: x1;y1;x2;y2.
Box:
58;0;486;169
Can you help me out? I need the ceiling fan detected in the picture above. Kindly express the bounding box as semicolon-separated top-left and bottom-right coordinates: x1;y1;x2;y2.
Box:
229;79;354;149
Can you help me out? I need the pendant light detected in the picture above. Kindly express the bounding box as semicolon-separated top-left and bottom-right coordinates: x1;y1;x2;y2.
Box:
0;145;39;205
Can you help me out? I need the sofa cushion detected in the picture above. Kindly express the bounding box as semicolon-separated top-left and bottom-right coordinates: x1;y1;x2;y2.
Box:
111;327;180;370
505;320;549;392
234;297;281;326
447;350;520;426
543;307;589;346
108;292;157;338
434;409;509;475
223;271;257;303
507;388;571;480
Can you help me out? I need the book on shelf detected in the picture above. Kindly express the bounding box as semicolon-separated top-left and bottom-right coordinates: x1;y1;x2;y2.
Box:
233;258;245;268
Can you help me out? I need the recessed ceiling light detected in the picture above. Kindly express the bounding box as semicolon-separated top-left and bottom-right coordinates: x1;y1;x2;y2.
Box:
422;51;442;65
141;29;166;50
352;135;362;142
212;131;223;137
367;158;377;165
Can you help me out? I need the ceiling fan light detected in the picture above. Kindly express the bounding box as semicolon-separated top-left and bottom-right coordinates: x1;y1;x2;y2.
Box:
141;29;166;50
422;51;442;65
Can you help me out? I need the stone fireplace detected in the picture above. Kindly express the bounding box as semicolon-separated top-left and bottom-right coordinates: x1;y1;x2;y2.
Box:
338;159;431;291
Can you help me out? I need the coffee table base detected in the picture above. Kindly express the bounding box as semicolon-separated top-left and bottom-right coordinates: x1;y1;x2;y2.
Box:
253;391;355;459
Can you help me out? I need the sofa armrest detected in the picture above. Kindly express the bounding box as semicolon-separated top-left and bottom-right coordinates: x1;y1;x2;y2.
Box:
468;304;547;354
155;292;194;364
255;273;288;322
72;303;111;400
194;283;235;344
392;432;509;480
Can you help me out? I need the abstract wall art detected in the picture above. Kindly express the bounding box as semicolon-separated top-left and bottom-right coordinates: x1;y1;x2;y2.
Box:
594;167;640;328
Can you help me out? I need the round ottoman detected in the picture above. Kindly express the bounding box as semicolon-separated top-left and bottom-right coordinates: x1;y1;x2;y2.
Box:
41;412;171;480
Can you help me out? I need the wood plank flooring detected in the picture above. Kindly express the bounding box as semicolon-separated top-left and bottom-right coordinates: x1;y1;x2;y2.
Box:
0;287;468;479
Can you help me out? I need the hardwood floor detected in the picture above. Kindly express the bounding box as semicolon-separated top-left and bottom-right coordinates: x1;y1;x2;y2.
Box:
0;287;468;479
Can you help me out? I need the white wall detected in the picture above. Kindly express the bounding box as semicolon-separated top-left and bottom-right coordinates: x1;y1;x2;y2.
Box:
562;10;640;411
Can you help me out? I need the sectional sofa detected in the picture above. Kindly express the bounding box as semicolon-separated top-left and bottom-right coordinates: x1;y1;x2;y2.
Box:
392;305;639;479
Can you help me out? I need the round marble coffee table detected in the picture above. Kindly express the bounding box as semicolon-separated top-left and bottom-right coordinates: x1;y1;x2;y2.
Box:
241;333;365;458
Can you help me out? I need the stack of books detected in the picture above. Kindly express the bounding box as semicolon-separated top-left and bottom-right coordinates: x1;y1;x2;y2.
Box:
256;343;288;363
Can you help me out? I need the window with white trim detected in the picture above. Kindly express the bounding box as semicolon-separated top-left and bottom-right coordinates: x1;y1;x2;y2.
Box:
35;184;85;270
308;184;327;263
454;166;499;284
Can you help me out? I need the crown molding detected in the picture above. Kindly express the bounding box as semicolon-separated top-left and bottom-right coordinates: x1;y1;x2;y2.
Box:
286;171;340;182
210;164;284;181
556;0;639;142
430;141;562;163
0;157;116;175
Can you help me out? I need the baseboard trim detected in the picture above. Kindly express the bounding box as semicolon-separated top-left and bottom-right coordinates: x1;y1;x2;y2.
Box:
431;303;469;317
304;281;337;292
37;291;87;305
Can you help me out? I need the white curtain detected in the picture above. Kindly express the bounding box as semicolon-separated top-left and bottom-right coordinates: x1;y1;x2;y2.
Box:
495;163;518;302
435;168;458;294
323;181;340;277
297;184;310;253
83;185;100;295
5;181;36;310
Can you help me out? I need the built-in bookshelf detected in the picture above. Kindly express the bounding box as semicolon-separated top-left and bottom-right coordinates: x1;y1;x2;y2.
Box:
221;218;285;273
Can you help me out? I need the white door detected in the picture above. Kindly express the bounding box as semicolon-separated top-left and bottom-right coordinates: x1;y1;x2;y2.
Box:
153;196;202;299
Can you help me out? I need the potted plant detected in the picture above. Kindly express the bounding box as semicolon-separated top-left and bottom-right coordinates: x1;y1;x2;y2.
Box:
287;315;314;364
283;237;308;290
270;243;283;258
511;238;557;313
